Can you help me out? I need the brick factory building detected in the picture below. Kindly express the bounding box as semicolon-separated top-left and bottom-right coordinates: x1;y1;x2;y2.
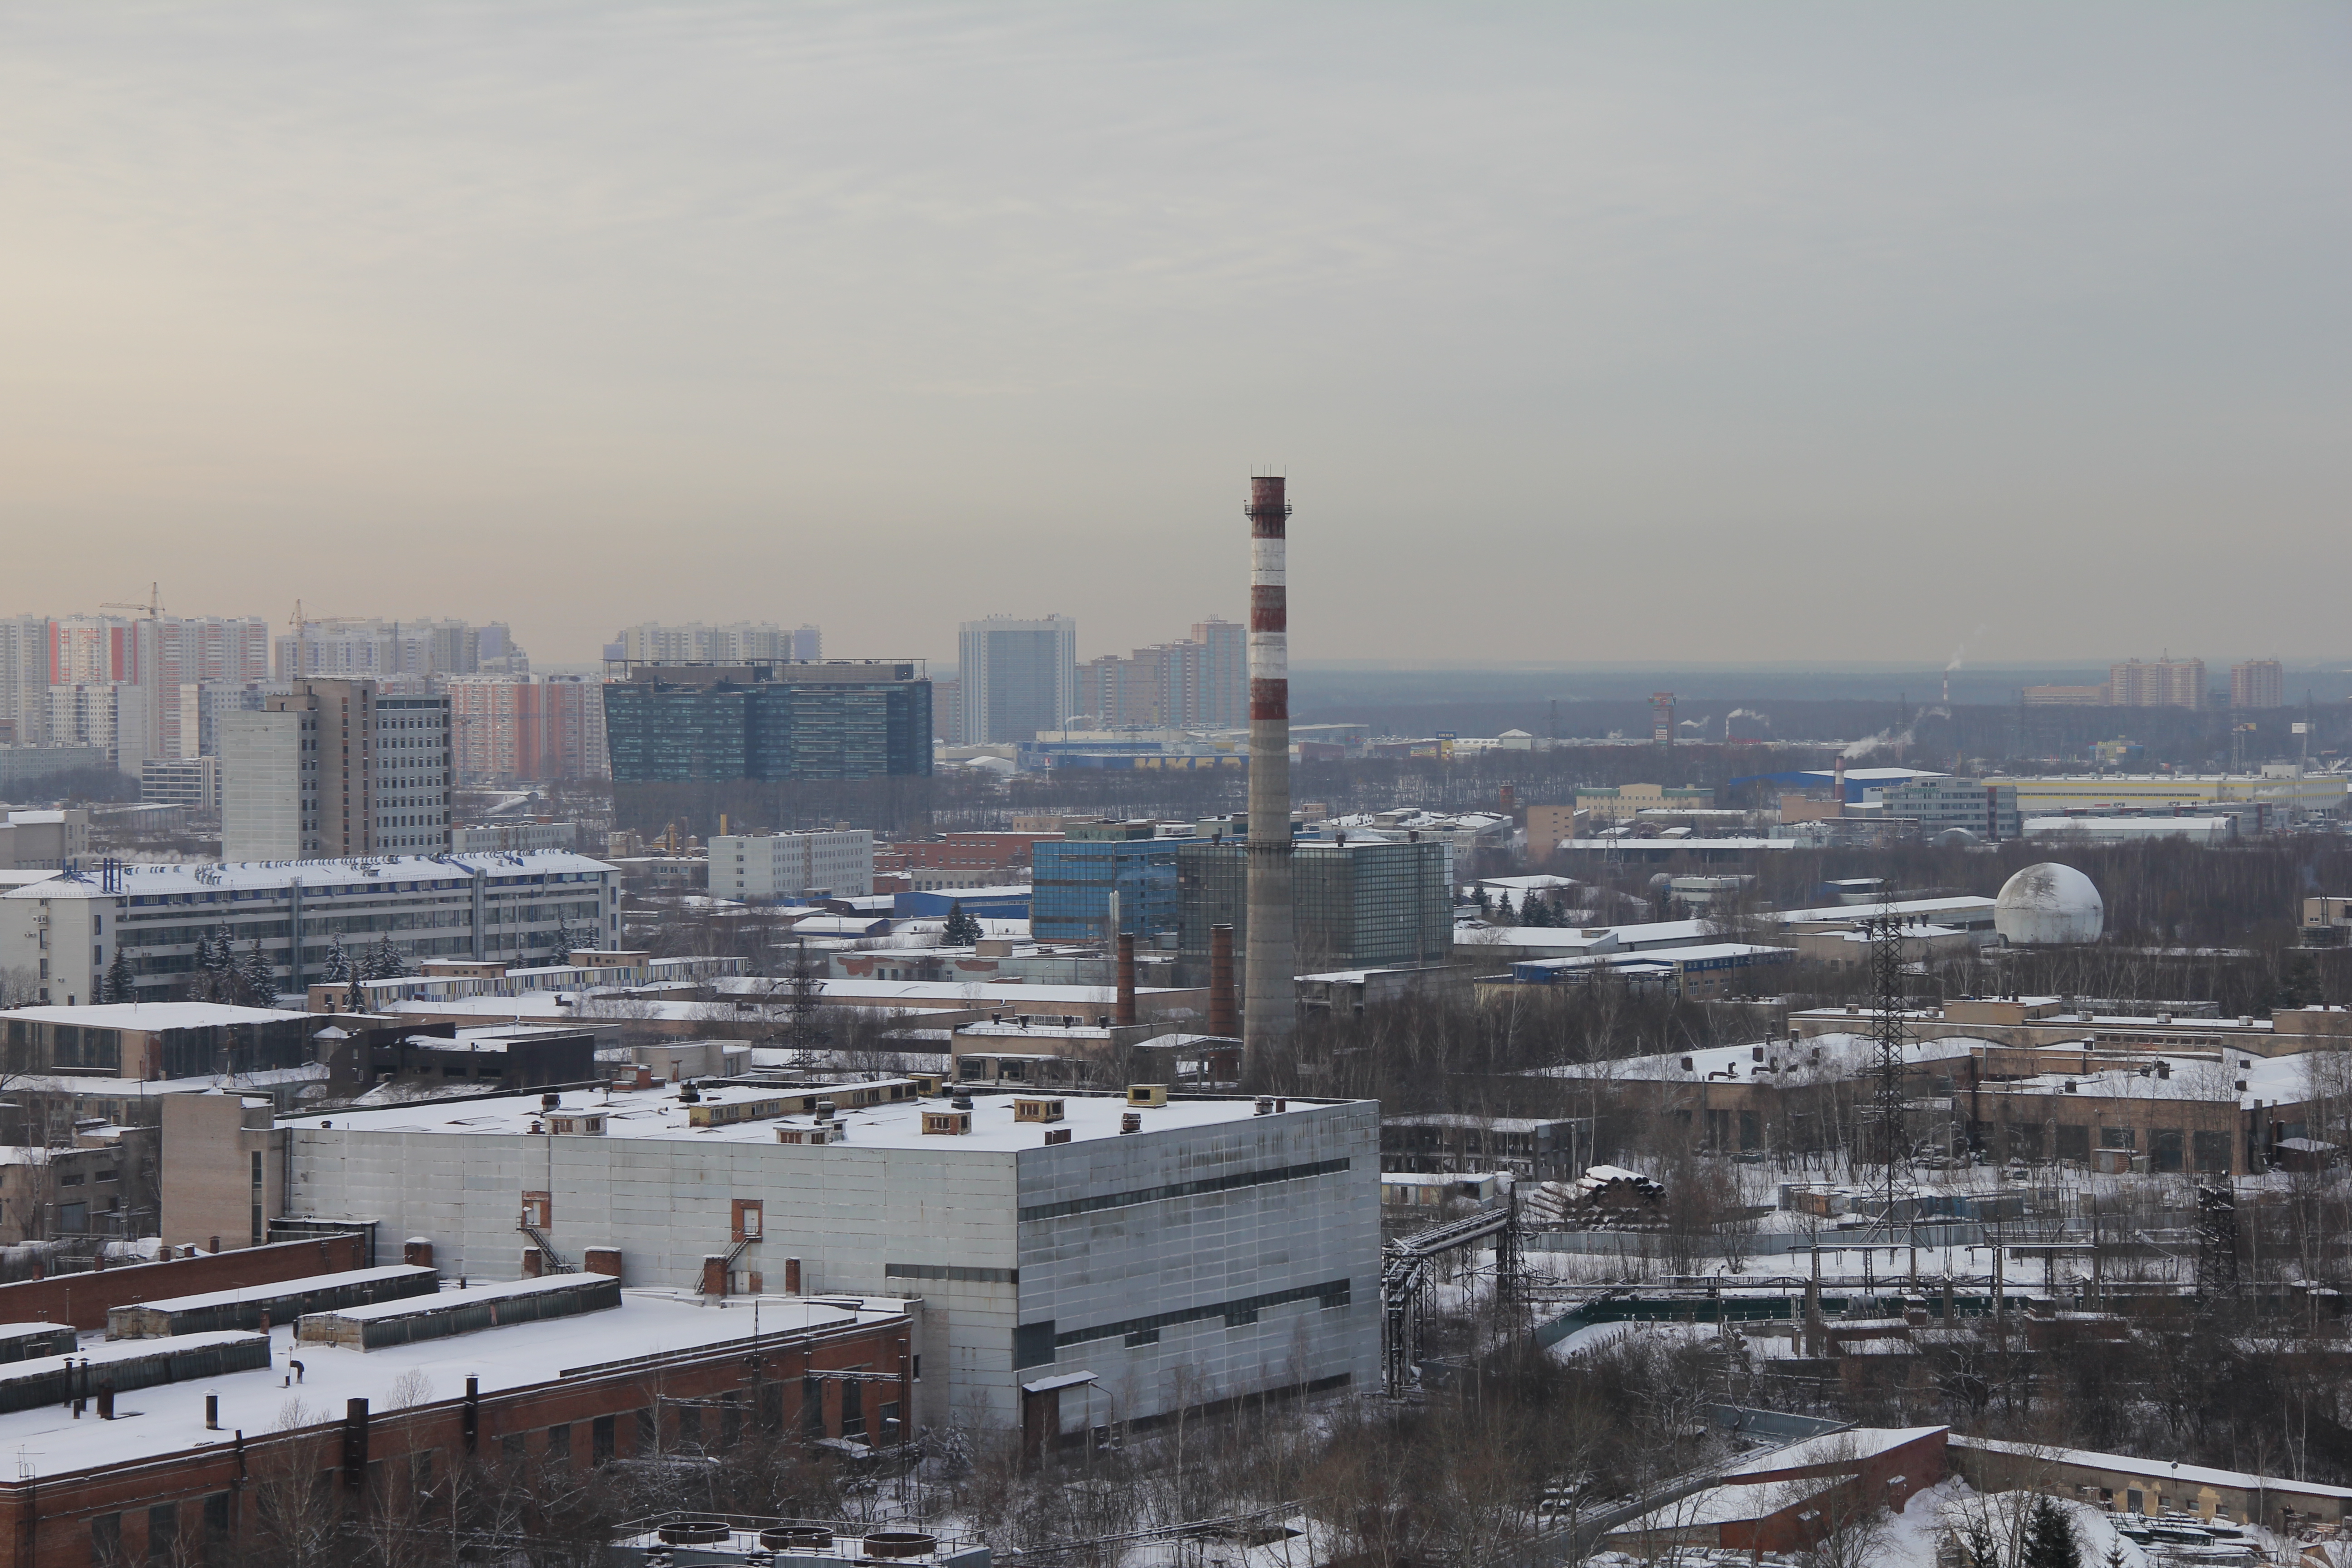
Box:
0;1258;913;1568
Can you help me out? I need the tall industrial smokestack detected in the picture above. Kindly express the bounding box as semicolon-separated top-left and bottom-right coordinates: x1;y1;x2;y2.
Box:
1244;475;1295;1067
1209;923;1237;1038
1115;932;1137;1027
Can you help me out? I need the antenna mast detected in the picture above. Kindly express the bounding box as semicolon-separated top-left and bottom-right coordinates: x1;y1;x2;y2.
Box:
1865;902;1912;1244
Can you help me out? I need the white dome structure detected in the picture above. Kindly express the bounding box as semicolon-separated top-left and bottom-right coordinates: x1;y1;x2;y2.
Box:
1994;862;2104;946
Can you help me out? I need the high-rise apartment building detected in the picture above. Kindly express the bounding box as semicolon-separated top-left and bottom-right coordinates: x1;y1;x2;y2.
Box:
274;619;524;682
957;616;1077;744
45;682;151;775
2107;658;2205;710
447;675;610;784
177;680;269;759
609;622;822;665
1191;617;1247;729
933;677;963;746
1073;618;1246;731
2231;660;2285;710
221;679;451;862
603;662;931;783
0;617;54;747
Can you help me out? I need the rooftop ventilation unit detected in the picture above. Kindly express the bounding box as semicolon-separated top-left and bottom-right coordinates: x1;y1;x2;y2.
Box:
921;1110;972;1137
1014;1098;1064;1123
1127;1084;1168;1108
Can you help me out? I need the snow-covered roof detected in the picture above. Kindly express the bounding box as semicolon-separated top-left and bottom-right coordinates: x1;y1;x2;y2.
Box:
284;1080;1335;1152
0;1289;905;1480
1986;1051;2318;1109
1954;1435;2352;1500
2;850;617;901
0;1002;313;1030
1532;1032;1986;1084
1773;896;1998;926
1714;1425;1948;1480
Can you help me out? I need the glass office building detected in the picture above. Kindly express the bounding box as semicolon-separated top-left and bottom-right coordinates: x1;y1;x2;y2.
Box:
1178;838;1453;974
1031;823;1188;940
603;662;931;783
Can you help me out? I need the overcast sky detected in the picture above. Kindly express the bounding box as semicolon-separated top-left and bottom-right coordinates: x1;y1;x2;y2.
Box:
4;3;2346;669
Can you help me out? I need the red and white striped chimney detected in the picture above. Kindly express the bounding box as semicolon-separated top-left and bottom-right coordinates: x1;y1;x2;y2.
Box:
1245;475;1295;1062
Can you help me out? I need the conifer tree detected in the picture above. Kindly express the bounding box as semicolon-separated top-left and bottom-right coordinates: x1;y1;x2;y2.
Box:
104;948;137;1004
238;938;277;1006
2022;1494;2080;1568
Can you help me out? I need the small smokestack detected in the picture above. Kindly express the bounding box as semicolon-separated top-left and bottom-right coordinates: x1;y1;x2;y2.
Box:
1209;923;1237;1038
1833;754;1847;816
1115;933;1137;1027
1244;475;1296;1068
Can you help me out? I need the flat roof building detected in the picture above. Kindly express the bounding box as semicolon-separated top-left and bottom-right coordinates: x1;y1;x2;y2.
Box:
603;661;931;783
1178;838;1452;979
710;828;874;902
272;1079;1378;1433
0;851;620;1008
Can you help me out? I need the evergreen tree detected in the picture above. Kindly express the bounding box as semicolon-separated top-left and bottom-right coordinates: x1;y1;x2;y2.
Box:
344;968;367;1015
200;925;235;1002
104;948;137;1004
942;901;981;946
367;935;412;981
318;940;351;985
1496;892;1516;924
2022;1494;2080;1568
238;938;277;1006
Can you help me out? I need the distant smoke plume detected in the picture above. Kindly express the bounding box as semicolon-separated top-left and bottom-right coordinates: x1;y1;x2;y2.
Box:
1842;724;1919;760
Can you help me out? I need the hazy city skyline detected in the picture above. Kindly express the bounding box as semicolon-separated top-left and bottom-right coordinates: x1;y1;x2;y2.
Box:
5;3;2345;667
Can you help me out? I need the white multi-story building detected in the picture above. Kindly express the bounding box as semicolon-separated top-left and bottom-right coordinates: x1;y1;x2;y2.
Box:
610;621;821;666
958;616;1078;744
710;829;875;901
0;849;620;1007
277;1081;1379;1433
46;682;151;775
221;680;451;862
0;617;51;748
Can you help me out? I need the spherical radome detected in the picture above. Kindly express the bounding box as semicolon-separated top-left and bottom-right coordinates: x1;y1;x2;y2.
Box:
1994;862;2104;945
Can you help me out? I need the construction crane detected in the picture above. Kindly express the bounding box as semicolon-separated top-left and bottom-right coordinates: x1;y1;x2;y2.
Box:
100;583;167;620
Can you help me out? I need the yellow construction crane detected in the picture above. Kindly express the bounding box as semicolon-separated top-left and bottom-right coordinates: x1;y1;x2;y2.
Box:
100;583;166;619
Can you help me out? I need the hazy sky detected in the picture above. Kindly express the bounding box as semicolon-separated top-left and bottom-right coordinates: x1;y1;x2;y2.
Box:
5;3;2347;669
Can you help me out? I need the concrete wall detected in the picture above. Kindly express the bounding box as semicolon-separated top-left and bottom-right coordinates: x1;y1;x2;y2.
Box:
160;1095;281;1250
1012;1101;1380;1432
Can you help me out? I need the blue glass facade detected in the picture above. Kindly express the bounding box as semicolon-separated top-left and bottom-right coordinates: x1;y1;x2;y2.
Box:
603;663;931;783
1031;835;1190;940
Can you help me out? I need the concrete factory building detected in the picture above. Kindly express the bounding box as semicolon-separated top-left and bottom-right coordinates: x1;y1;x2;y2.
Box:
1993;862;2105;946
274;1079;1380;1433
